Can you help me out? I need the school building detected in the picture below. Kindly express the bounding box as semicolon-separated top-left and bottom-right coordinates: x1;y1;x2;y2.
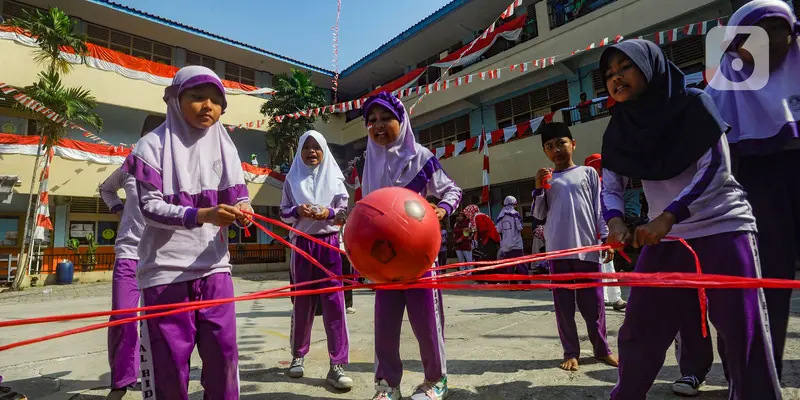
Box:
0;0;797;281
0;0;340;279
325;0;799;247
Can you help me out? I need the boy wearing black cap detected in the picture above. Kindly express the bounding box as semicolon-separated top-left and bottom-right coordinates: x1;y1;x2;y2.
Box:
531;122;618;372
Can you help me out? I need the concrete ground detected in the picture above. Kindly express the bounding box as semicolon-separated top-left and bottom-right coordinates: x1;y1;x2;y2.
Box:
1;272;800;399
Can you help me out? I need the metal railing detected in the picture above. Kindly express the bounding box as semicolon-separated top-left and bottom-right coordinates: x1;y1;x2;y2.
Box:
563;101;611;126
34;252;117;274
229;246;286;265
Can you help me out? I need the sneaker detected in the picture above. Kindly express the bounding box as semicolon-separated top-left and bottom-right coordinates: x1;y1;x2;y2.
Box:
612;299;627;311
372;379;401;400
0;386;27;400
411;376;449;400
326;364;353;389
672;375;703;396
346;307;356;314
287;357;304;378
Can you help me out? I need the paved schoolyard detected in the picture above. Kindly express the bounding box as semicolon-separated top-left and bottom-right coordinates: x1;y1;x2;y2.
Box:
1;273;800;399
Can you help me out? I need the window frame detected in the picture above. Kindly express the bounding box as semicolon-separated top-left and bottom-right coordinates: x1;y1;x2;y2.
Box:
416;114;471;149
85;22;172;65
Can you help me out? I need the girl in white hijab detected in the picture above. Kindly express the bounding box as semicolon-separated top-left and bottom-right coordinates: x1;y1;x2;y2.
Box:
280;130;352;389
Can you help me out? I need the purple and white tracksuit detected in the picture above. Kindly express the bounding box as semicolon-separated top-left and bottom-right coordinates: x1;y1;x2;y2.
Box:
99;167;146;390
374;157;462;387
124;157;248;400
532;165;611;361
280;186;350;364
496;210;528;276
602;137;781;399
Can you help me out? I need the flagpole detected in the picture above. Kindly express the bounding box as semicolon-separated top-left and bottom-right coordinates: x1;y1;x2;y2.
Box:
479;104;493;219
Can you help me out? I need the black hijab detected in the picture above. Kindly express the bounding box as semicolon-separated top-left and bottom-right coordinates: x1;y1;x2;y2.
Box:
600;40;727;181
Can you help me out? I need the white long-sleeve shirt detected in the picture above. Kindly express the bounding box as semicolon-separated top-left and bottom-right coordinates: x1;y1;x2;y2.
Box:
98;167;144;260
601;137;756;240
532;165;607;263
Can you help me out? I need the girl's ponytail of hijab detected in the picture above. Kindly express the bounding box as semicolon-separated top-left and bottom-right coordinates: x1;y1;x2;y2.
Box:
599;39;727;181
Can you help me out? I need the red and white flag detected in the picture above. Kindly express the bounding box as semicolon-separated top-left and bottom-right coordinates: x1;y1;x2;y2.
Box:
500;0;523;19
479;128;490;204
33;150;53;241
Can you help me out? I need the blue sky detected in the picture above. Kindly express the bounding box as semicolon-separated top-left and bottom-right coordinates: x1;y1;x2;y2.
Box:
114;0;454;71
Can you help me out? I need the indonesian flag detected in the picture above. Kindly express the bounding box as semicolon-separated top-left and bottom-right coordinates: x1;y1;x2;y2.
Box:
33;150;53;241
479;128;490;204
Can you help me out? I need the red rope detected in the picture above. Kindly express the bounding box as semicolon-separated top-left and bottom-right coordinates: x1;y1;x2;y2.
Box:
0;217;763;350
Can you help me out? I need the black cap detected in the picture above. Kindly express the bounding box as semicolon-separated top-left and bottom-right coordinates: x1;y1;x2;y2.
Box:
537;122;572;146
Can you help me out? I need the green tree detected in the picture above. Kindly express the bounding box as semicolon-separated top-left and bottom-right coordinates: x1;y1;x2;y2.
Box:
20;71;103;147
3;7;89;74
3;8;101;290
260;69;329;167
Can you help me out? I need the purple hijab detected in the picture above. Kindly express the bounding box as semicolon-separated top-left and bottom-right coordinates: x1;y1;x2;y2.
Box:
705;0;800;155
361;92;434;195
123;66;247;206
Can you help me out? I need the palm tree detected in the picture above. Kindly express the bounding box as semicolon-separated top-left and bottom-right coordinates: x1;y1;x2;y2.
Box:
23;71;103;147
11;73;103;290
3;7;89;74
3;8;100;290
260;69;329;167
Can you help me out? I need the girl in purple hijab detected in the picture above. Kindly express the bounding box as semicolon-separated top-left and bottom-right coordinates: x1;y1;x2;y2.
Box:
361;92;462;400
705;0;800;380
123;65;251;400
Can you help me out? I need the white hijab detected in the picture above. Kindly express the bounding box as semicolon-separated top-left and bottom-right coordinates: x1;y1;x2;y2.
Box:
285;130;346;207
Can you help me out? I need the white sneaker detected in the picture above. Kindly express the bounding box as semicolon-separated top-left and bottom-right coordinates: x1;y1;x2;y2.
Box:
372;379;401;400
346;307;356;314
326;364;353;389
287;357;304;378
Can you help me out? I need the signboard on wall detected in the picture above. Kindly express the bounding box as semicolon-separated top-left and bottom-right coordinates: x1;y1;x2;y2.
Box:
0;116;28;135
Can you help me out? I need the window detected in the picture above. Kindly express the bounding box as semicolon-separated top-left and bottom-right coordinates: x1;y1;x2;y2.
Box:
592;69;607;97
0;216;20;246
86;23;172;65
416;114;471;148
69;221;97;245
417;54;442;86
224;63;256;86
661;36;705;68
1;0;35;21
1;0;41;22
521;3;539;43
186;52;218;70
0;115;31;135
69;198;112;214
547;0;617;29
495;80;569;128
